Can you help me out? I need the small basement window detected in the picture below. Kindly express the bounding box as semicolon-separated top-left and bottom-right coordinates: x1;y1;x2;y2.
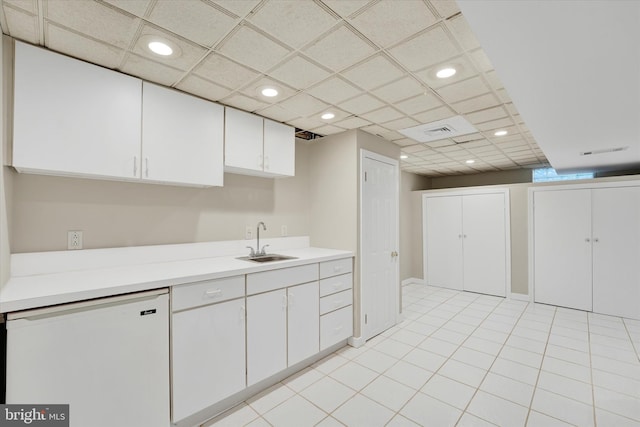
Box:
533;167;594;183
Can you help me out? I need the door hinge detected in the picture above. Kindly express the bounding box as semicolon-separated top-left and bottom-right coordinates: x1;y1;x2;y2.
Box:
364;171;367;182
365;314;368;324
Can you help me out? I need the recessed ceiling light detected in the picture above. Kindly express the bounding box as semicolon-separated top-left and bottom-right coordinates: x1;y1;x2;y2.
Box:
261;87;279;97
400;155;408;159
494;130;508;136
148;41;173;56
466;159;475;164
436;67;457;79
321;112;335;120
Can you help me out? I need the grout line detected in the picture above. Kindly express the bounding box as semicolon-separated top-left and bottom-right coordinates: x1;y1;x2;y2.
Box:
588;314;597;426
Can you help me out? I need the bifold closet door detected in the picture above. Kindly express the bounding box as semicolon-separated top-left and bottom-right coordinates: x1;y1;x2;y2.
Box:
534;189;592;311
425;196;463;290
462;193;507;297
592;187;640;320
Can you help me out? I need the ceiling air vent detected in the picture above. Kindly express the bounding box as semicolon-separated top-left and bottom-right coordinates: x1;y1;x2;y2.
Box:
580;146;628;156
399;115;477;143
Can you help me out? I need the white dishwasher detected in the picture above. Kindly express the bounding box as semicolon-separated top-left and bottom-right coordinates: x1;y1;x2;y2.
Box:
5;288;170;427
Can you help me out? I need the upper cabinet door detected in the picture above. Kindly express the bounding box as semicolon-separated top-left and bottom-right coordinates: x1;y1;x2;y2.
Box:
224;107;264;173
263;119;295;177
142;83;223;187
13;41;142;179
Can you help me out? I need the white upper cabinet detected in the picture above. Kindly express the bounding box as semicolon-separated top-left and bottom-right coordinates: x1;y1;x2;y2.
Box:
142;82;223;187
13;41;142;179
224;107;295;177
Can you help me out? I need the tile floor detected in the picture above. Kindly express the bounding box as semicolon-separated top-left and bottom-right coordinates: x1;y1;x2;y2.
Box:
203;284;640;426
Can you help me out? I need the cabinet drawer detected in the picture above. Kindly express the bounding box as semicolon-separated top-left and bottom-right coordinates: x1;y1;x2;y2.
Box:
247;264;318;295
320;258;352;279
320;306;353;350
320;273;353;297
172;276;244;311
320;289;353;315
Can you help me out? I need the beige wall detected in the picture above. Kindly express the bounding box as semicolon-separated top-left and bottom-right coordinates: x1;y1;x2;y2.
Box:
10;140;311;253
1;34;10;286
400;171;430;282
431;169;532;189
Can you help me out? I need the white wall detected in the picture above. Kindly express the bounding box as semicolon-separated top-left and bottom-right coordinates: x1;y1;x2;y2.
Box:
1;35;11;287
400;171;430;282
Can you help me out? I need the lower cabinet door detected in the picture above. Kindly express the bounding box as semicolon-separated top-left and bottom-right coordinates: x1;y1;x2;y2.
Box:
288;282;319;366
247;289;287;386
172;298;246;422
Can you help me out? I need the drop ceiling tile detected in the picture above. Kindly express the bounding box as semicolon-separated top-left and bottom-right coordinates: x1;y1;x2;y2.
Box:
341;54;404;90
221;93;268;113
240;76;297;103
219;25;291;73
255;104;300;122
394;138;420;147
334;116;372;129
446;14;480;51
132;24;208;71
415;55;478;89
147;0;237;47
304;24;376;72
46;23;124;69
310;124;347;135
338;93;385;115
413;106;456;124
348;0;437;48
102;0;151;17
484;70;504;91
175;75;231;102
469;48;493;73
459;140;491;149
321;0;371;18
45;0;139;49
361;124;389;136
436;76;490;104
496;88;512;103
288;116;326;131
476;117;514;132
307;77;363;104
120;53;183;86
388;24;460;71
278;93;330;118
452;132;484;143
3;5;39;44
466;106;508;124
452;93;501;114
425;139;456;148
360;106;404;123
379;130;405;141
248;0;337;49
395;94;443;115
371;77;425;104
384;117;421;131
270;55;331;90
403;145;430;153
193;53;260;90
213;0;261;17
3;0;37;14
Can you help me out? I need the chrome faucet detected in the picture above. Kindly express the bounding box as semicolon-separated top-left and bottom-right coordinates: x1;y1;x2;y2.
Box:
246;222;269;257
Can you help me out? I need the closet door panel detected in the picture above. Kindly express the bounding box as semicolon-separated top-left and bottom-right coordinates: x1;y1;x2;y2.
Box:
533;189;592;311
462;193;507;297
592;187;640;320
424;196;463;290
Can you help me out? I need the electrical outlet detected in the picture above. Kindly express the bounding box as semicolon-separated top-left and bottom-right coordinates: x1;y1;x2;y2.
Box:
68;230;83;250
245;226;252;240
281;225;288;237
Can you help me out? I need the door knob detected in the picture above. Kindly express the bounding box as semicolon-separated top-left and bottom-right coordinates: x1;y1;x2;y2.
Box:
391;251;398;258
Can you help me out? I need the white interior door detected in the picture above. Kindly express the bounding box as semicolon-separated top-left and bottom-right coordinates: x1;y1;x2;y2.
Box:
361;151;399;341
462;193;507;297
592;187;640;319
534;189;592;311
424;195;463;290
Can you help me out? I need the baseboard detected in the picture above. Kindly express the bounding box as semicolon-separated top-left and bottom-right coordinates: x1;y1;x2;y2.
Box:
509;292;530;302
348;335;366;348
401;278;424;287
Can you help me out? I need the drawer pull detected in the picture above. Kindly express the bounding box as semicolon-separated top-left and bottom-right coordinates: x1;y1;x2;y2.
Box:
332;282;342;290
205;289;223;298
333;326;343;333
334;266;343;272
333;300;343;306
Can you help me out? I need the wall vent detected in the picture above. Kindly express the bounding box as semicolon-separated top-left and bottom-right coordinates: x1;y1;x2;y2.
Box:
580;146;628;156
399;116;477;143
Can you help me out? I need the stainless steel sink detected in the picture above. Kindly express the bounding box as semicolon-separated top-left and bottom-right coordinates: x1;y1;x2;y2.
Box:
237;254;298;263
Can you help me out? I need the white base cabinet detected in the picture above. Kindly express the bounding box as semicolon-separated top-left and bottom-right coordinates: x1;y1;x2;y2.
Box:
423;189;510;297
288;282;320;366
532;183;640;319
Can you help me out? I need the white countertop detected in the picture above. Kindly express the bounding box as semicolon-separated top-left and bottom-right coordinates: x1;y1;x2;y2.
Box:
0;243;353;313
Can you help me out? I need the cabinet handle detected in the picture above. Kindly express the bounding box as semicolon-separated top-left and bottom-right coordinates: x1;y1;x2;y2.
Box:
333;326;343;333
333;300;343;306
240;305;246;321
332;283;341;290
282;294;288;308
205;289;222;298
458;234;462;239
585;238;591;243
594;238;599;243
133;156;138;176
145;158;149;178
334;266;343;273
463;234;467;238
